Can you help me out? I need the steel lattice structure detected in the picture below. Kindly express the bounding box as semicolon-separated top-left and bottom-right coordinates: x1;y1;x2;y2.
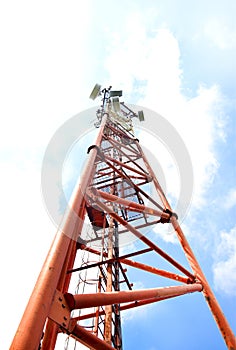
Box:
11;85;236;350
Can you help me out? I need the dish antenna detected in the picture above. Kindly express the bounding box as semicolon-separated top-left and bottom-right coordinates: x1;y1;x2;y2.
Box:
89;83;101;100
138;110;145;121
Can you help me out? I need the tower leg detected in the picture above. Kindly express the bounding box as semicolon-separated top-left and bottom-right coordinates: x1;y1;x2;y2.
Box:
171;217;236;350
10;117;107;350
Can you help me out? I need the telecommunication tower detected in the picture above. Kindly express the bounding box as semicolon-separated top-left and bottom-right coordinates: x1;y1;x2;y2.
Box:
11;85;236;350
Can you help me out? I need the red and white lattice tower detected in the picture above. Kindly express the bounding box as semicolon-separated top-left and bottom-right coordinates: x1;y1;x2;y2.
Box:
11;85;236;350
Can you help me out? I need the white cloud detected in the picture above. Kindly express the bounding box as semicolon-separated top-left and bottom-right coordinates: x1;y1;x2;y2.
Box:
105;24;182;100
181;85;225;208
0;1;95;152
223;188;236;210
2;3;232;349
213;225;236;295
105;15;226;212
0;2;95;348
0;160;56;348
121;279;151;324
204;18;236;49
154;224;179;244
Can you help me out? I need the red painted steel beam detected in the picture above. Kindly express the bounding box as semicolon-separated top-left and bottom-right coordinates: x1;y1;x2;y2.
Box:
106;135;140;156
105;155;148;177
66;284;202;310
132;139;236;348
93;199;195;280
10;116;108;350
71;324;115;350
77;244;107;257
118;219;161;234
135;140;171;210
10;232;73;350
106;123;134;141
133;139;236;349
99;157;164;211
119;295;173;312
95;156;146;175
94;189;168;218
68;247;152;274
72;295;176;322
121;258;190;284
41;230;80;349
171;217;236;350
105;139;149;174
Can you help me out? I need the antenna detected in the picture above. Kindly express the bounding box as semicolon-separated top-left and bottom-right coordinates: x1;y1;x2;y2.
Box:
89;83;101;100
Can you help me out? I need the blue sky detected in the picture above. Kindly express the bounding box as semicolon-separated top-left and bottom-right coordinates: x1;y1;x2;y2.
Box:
0;1;236;349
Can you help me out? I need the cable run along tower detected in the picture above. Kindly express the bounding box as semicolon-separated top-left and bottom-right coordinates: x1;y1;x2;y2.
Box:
11;85;236;350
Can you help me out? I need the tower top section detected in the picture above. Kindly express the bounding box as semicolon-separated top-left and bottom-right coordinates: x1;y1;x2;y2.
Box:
89;84;145;131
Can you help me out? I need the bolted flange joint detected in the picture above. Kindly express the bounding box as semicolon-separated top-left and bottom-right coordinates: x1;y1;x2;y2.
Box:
160;208;178;224
87;145;105;161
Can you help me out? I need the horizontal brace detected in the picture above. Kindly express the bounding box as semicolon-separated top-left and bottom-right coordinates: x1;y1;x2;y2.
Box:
94;169;115;179
105;155;150;178
95;179;124;191
118;219;161;234
105;136;140;157
124;175;147;180
106;123;134;141
90;189;169;219
93;199;195;281
121;259;190;284
69;247;152;274
73;295;176;322
76;245;189;284
101;158;164;211
92;174;122;187
65;284;202;310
